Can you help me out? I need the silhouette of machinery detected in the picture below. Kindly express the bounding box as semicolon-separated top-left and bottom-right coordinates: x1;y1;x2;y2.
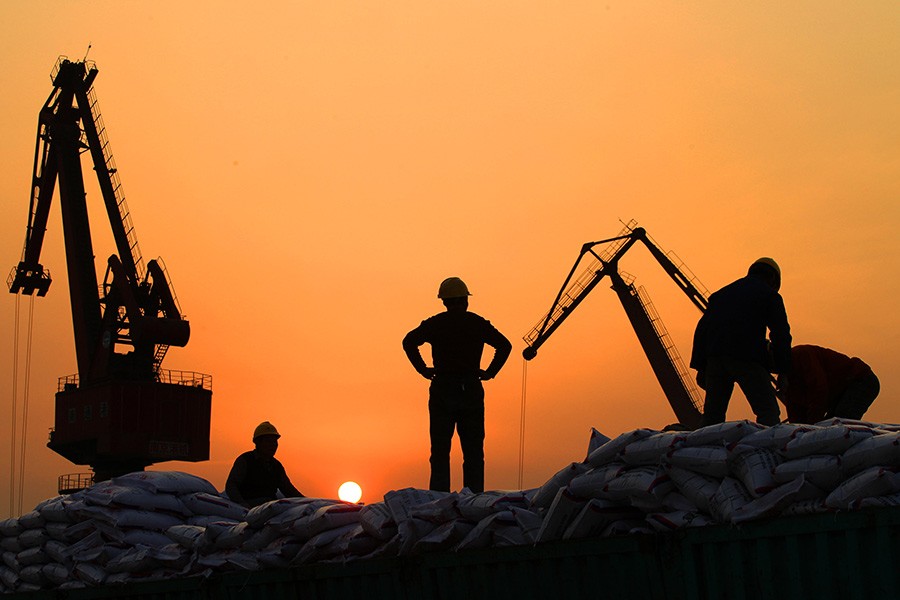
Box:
8;58;211;485
523;221;708;429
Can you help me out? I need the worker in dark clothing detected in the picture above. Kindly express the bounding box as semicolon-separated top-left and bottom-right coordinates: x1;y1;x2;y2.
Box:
225;421;304;508
690;258;791;427
403;277;512;493
778;345;880;424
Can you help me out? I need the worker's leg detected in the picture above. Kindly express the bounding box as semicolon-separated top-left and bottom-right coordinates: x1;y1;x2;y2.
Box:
732;359;781;426
700;356;735;427
457;383;486;493
428;382;457;492
832;372;880;420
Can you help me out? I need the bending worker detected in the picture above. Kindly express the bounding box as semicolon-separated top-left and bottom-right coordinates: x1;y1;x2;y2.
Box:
403;277;512;493
690;258;791;426
225;421;304;508
778;344;880;424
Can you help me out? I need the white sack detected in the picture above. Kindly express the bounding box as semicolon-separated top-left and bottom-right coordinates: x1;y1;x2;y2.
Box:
587;428;612;459
684;420;764;447
17;511;45;530
667;446;729;478
384;488;451;524
731;476;824;524
41;563;71;585
166;524;207;550
180;492;247;521
83;482;187;515
563;499;642;540
359;502;397;541
112;471;218;496
709;478;753;523
620;432;686;466
457;491;529;521
781;426;874;460
289;503;363;540
412;520;476;554
603;466;674;510
773;455;843;490
0;519;22;537
567;463;627;499
826;466;900;509
739;423;817;450
245;497;319;528
530;463;590;510
454;511;513;551
408;493;461;523
841;432;900;474
587;428;656;467
728;445;783;497
535;488;586;543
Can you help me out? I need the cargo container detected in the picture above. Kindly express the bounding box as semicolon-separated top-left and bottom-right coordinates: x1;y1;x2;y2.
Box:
5;505;898;600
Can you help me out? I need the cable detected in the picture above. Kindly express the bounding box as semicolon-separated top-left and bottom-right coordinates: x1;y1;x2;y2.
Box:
517;358;528;489
9;295;20;518
18;295;36;515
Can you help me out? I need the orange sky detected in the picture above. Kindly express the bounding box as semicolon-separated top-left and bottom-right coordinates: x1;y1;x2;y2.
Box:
2;2;899;514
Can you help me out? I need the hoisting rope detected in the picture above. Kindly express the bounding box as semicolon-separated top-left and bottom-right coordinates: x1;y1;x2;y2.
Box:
9;295;20;518
518;357;528;489
8;293;35;518
19;294;36;517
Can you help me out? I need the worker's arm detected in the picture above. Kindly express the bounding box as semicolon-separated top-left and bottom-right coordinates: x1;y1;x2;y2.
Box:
402;325;435;379
278;474;304;499
481;326;512;380
224;455;250;508
274;459;303;498
767;294;792;374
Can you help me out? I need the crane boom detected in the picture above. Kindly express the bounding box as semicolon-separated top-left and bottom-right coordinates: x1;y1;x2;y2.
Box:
523;220;709;428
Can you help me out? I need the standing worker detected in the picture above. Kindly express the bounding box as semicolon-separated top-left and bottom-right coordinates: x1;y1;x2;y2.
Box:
225;421;304;508
690;258;792;426
778;344;880;424
403;277;512;493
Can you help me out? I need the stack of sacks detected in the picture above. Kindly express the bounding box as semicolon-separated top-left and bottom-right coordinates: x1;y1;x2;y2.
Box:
2;418;899;594
0;471;245;593
531;418;900;542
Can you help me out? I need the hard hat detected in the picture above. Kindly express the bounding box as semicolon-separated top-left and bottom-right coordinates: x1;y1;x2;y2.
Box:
751;257;780;277
253;421;280;441
437;277;471;299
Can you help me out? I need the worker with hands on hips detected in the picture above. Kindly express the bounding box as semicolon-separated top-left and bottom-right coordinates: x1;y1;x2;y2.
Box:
403;277;512;493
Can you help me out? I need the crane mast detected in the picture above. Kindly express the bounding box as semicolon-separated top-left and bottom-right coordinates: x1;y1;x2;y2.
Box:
523;221;708;429
8;58;211;485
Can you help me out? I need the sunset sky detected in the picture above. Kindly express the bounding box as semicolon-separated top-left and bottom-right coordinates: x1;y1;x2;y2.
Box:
2;2;899;514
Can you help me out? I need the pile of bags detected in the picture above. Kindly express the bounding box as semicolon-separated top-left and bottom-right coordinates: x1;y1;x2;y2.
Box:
2;418;899;594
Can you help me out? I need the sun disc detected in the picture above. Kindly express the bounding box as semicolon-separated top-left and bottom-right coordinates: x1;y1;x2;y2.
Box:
338;481;362;503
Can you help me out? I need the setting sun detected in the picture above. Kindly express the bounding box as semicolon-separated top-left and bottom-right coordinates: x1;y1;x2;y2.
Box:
338;481;363;504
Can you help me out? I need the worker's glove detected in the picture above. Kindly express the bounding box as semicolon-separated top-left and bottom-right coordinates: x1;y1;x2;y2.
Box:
420;367;436;380
695;370;706;390
479;369;493;381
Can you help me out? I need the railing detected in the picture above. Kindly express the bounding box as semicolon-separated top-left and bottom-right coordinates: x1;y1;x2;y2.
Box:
58;472;94;494
156;369;213;390
57;370;212;391
524;220;638;347
85;84;146;282
635;285;704;411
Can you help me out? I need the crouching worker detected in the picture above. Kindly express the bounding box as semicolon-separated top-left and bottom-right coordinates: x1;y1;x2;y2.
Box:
225;421;304;508
778;345;880;424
